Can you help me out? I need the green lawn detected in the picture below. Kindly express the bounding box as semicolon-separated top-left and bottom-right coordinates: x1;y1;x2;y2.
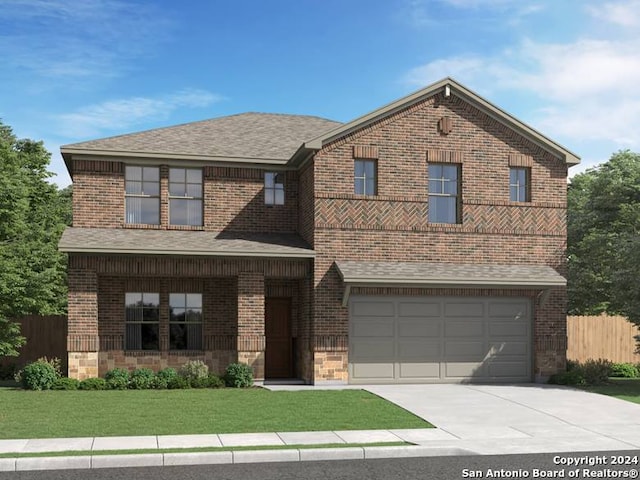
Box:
580;378;640;404
0;388;431;439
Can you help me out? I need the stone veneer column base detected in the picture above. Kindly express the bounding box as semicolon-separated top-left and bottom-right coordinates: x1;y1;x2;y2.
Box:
68;352;99;380
238;351;265;381
535;349;567;382
313;351;348;383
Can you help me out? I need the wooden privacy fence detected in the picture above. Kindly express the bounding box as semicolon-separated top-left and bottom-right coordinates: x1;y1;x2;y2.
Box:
0;315;68;372
567;315;640;364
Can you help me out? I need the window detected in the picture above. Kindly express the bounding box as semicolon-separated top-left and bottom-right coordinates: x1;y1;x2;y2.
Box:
125;293;160;350
169;168;203;225
125;166;160;224
169;293;203;350
354;160;377;196
428;163;460;224
510;167;530;202
265;172;285;205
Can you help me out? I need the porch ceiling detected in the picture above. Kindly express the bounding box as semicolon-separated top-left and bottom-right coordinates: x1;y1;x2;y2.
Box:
59;227;315;258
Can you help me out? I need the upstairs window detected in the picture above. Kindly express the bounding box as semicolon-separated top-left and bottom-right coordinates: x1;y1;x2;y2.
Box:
169;168;203;226
125;293;160;350
125;166;160;224
169;293;203;350
510;167;530;202
265;172;285;205
428;163;460;224
354;159;377;196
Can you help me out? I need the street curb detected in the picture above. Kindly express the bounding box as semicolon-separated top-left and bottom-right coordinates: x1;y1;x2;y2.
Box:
0;445;479;471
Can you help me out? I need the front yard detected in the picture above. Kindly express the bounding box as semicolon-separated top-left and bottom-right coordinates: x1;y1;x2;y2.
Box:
579;378;640;404
0;387;431;439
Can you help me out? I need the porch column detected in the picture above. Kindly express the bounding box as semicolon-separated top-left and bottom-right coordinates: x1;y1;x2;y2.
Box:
237;272;265;380
67;268;99;380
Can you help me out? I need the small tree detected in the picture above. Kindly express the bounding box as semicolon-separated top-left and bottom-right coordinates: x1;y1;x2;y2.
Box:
0;315;25;357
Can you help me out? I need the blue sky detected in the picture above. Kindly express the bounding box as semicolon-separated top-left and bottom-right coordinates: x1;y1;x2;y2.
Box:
1;0;639;187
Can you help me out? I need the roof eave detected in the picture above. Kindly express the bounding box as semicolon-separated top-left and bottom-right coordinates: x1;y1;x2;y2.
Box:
59;246;315;259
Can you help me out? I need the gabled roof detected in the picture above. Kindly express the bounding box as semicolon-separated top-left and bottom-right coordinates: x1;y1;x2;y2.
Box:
59;227;315;258
302;77;580;165
61;112;340;171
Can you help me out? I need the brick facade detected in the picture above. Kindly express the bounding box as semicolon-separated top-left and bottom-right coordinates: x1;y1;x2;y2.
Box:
64;82;572;384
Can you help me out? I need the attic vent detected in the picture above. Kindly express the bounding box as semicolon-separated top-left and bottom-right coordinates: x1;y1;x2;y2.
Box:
438;116;453;135
353;145;378;159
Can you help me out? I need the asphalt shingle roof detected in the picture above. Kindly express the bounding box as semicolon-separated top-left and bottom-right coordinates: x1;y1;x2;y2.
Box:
62;113;341;161
336;261;566;287
59;227;315;258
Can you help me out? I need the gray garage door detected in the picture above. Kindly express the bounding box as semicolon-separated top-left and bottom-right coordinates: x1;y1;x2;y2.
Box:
349;296;532;384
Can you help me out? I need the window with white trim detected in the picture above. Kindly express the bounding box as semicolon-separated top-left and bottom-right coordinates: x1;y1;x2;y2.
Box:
169;293;203;350
125;292;160;350
265;172;285;205
169;168;203;226
428;163;460;224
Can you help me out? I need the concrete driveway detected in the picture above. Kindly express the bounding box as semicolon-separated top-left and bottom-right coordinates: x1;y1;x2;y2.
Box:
365;384;640;454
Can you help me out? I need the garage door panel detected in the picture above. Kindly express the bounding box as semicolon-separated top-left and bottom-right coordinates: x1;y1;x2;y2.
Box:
398;302;441;317
398;319;441;338
445;320;484;337
444;341;486;357
349;296;531;383
351;319;394;337
489;341;528;356
445;361;487;378
397;340;441;359
352;301;395;317
488;302;530;318
489;322;528;337
352;363;395;379
399;362;441;378
351;340;394;359
444;302;484;317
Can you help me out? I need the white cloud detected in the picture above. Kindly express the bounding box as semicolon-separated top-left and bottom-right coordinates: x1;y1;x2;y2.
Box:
57;90;223;138
586;0;640;27
404;36;640;154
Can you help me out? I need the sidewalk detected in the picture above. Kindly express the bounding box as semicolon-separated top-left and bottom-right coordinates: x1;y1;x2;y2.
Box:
0;429;474;472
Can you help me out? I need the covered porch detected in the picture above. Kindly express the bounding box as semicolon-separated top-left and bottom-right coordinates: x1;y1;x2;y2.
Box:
59;228;315;381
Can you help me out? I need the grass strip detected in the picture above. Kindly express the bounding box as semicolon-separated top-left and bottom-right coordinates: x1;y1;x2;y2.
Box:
0;388;431;439
0;442;411;459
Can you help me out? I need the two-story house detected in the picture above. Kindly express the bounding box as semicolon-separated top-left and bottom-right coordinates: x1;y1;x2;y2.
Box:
59;78;579;384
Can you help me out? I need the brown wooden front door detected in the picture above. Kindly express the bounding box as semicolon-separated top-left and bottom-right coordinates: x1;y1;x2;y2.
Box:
265;298;292;379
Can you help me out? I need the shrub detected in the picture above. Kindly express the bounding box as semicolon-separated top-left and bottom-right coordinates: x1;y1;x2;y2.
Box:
21;359;59;390
154;368;179;389
224;363;253;388
105;368;130;390
51;377;80;390
79;378;107;390
179;360;209;386
206;373;225;389
581;359;613;385
167;375;190;389
610;362;639;378
548;370;585;386
129;368;155;389
37;357;62;378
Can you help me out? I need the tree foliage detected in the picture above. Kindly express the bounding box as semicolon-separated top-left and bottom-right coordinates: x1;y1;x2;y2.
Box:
568;150;640;330
0;120;71;355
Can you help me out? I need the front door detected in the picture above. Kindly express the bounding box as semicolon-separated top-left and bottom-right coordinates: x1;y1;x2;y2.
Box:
265;298;292;379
